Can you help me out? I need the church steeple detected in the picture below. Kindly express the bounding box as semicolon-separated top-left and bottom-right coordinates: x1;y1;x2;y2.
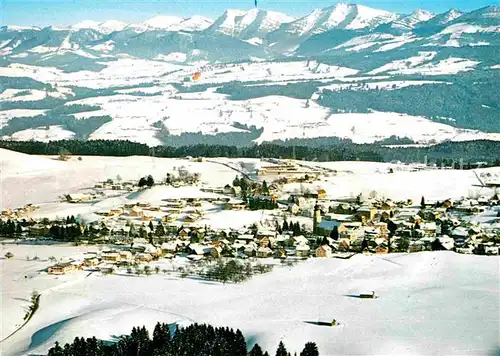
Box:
313;201;321;234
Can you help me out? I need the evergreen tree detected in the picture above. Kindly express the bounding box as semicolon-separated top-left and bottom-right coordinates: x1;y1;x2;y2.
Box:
152;322;171;352
47;341;64;356
474;244;486;255
431;238;444;251
330;226;339;240
420;196;426;208
155;223;165;237
146;175;155;187
262;180;269;195
250;343;264;356
148;221;154;232
300;342;319;356
233;176;241;187
276;341;288;356
138;177;147;187
398;236;410;252
234;329;247;356
283;219;289;231
361;238;368;251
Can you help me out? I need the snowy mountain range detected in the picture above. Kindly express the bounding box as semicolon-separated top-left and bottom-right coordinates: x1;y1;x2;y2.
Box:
1;4;498;60
0;4;499;147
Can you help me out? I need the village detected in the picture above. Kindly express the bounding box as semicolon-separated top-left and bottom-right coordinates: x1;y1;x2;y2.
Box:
2;159;500;280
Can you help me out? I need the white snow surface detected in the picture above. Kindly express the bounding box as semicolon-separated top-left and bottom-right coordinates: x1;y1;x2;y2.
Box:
140;16;184;29
89;41;115;52
393;58;480;75
10;125;76;142
65;92;499;147
0;88;72;101
389;9;435;31
287;4;397;36
155;52;188;62
0;150;239;211
317;80;448;92
210;9;294;37
1;247;498;355
368;52;437;75
0;110;47;129
71;20;128;33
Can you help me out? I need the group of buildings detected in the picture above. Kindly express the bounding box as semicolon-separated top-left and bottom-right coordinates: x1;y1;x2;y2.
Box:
4;161;500;278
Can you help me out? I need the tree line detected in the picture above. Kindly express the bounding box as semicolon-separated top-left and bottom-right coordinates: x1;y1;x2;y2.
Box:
47;322;320;356
0;139;498;165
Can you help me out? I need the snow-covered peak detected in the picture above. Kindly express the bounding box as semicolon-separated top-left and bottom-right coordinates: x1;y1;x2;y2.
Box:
141;15;184;29
0;25;40;32
99;20;129;33
71;20;128;33
411;9;436;22
171;16;214;31
443;9;464;22
208;9;294;38
384;9;436;31
283;3;397;36
72;20;101;30
415;9;464;28
401;9;435;26
131;15;212;32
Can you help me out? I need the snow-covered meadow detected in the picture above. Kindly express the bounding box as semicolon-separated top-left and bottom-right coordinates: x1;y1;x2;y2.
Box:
1;248;499;356
1;150;500;355
2;149;500;212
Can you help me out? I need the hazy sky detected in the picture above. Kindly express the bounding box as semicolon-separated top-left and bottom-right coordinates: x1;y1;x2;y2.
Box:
1;0;497;27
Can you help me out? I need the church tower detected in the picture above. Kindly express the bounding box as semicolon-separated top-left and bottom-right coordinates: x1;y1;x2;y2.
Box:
313;202;321;234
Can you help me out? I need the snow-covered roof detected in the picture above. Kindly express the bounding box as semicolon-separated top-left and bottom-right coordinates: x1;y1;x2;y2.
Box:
296;243;310;251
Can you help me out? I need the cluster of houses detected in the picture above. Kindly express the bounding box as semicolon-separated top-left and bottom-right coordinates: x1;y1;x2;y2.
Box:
47;241;164;275
4;162;500;280
302;191;500;256
1;204;39;219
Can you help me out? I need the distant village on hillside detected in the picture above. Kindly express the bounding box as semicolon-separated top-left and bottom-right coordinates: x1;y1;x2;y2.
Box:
2;158;499;279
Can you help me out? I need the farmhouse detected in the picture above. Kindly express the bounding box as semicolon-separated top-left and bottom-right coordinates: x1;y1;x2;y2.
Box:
130;207;144;217
316;245;332;258
161;241;178;254
256;246;273;258
66;193;92;203
295;243;311;258
119;250;133;261
83;258;99;267
101;251;121;263
48;262;78;275
135;253;153;262
357;205;377;223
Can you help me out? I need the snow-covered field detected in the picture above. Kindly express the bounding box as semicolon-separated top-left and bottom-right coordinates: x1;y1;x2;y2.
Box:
1;248;498;356
0;59;359;90
11;126;76;142
2;150;499;212
287;161;500;203
63;92;500;146
0;50;497;146
1;150;500;354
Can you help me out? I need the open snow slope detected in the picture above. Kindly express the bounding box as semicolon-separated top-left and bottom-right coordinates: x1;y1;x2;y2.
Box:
290;161;500;203
66;92;500;146
0;150;239;211
1;251;498;355
2;150;499;211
